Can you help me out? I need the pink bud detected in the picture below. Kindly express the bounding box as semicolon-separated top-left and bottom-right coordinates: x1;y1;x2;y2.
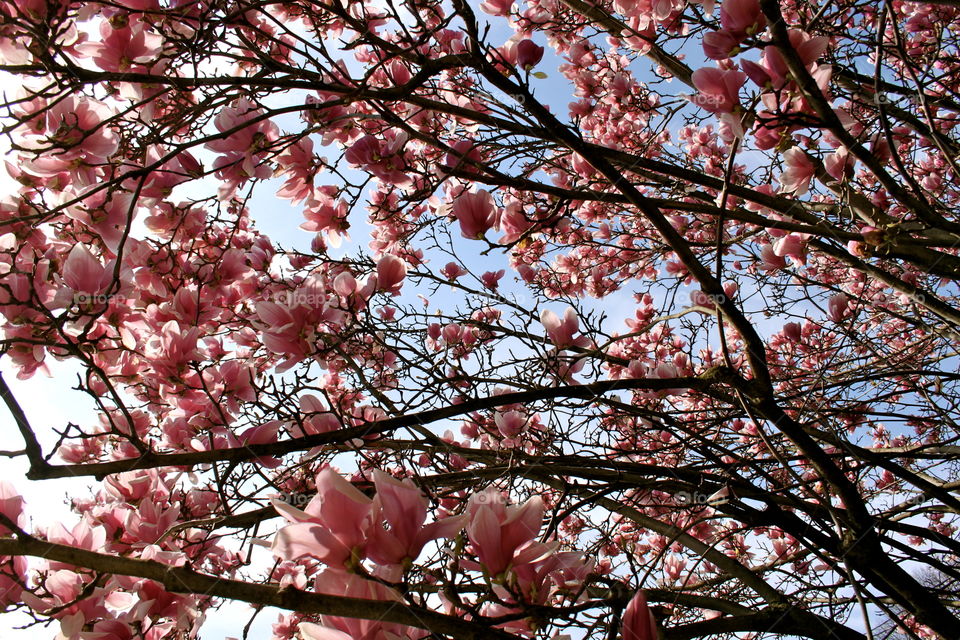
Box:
494;410;527;438
783;322;802;342
452;190;497;240
333;272;357;298
442;323;463;343
621;590;657;640
516;39;544;69
376;254;407;294
827;293;849;323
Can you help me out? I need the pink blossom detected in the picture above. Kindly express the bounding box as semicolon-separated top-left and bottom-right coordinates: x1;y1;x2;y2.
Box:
688;289;716;310
62;244;111;297
827;293;849;323
773;233;808;264
480;0;513;16
481;269;505;290
306;570;411;640
21;96;118;185
297;394;341;436
621;590;658;640
272;468;373;568
702;30;741;60
783;322;802;342
824;147;852;181
452;189;498;239
690;67;746;114
366;471;465;574
333;271;359;298
778;147;815;194
298;624;351;640
465;490;544;577
442;323;463;344
0;481;24;534
516;39;545;69
664;555;687;582
206;98;279;155
498;200;533;244
441;262;468;280
720;0;765;36
344;132;411;185
540;306;587;349
494;410;527;438
376;253;407;295
344;134;380;167
81;21;163;73
742;30;829;92
760;244;787;270
444;140;483;174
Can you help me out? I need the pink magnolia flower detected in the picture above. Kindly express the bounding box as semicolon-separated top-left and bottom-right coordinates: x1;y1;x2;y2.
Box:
688;289;717;310
516;39;545;69
465;490;544;578
62;244;112;298
824;147;852;181
442;322;463;344
690;67;747;114
622;590;658;640
778;147;815;194
344;134;380;168
332;270;377;312
206;98;279;156
298;624;351;640
0;481;24;534
760;244;787;270
742;30;829;93
540;306;589;349
443;139;483;174
82;21;163;73
498;200;533;244
702;30;741;60
783;321;802;342
234;421;282;467
21;96;118;185
305;570;412;640
40;95;118;159
827;293;849;323
142;320;202;378
344;132;411;186
773;233;808;264
452;189;498;239
376;253;407;295
440;262;468;280
297;394;341;436
481;269;505;290
366;471;466;574
480;0;513;16
720;0;765;37
272;467;373;569
664;555;687;582
494;410;527;438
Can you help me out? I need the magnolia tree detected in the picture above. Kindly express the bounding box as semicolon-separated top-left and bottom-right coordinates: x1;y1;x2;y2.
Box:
0;0;957;638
